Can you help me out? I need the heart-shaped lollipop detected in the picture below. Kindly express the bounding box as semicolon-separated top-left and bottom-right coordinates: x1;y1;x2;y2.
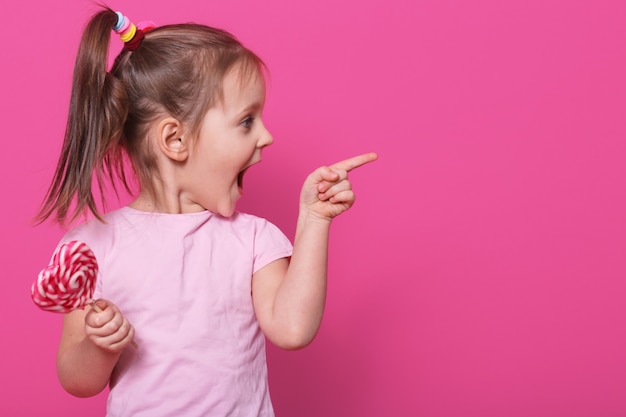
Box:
32;241;138;348
32;240;98;313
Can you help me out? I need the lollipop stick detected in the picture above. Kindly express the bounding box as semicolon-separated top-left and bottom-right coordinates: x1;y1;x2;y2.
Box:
89;301;138;348
90;301;103;313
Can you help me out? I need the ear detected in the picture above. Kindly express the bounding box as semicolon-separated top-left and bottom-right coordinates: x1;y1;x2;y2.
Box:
156;117;188;162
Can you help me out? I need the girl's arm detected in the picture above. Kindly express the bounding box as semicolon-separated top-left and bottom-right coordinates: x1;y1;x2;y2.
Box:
253;152;377;350
57;300;135;397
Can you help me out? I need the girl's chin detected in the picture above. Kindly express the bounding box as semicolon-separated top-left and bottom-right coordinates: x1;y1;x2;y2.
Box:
216;205;236;217
215;194;240;217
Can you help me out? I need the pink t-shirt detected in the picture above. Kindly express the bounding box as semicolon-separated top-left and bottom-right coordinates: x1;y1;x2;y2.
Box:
61;207;293;417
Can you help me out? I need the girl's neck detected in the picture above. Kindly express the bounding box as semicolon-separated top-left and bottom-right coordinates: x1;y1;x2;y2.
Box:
129;192;206;214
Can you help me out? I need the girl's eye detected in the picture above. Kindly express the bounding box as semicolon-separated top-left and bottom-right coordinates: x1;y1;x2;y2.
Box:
241;116;254;129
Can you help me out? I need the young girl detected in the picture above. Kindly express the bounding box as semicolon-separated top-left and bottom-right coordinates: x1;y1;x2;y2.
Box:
38;6;376;416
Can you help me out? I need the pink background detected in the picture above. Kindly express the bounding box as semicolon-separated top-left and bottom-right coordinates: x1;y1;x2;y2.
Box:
2;0;625;415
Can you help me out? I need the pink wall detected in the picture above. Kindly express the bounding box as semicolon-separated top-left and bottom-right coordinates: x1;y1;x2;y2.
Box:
2;0;625;415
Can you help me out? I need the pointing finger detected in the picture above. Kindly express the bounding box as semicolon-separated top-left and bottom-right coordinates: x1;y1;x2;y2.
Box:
329;152;378;173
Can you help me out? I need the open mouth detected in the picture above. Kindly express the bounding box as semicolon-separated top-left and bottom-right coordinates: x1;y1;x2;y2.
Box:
237;167;249;190
237;158;261;191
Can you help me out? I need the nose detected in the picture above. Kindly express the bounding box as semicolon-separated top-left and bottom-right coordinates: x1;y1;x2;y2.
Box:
257;120;274;148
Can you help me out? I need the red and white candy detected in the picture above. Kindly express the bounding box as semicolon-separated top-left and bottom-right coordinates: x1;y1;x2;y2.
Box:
32;240;98;313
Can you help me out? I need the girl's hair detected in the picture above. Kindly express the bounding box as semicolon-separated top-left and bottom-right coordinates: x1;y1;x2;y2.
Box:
37;6;265;224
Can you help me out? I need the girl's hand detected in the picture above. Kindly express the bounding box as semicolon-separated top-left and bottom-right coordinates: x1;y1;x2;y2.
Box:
84;299;135;353
300;152;378;221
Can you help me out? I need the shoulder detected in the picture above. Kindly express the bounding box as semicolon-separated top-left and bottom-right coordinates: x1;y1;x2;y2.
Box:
228;211;284;234
64;208;127;236
230;211;293;250
230;211;267;225
60;208;128;259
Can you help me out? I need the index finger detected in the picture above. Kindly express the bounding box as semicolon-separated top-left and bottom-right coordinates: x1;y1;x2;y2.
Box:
329;152;378;173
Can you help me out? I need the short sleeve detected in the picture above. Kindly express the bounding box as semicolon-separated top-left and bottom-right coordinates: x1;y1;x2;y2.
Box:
252;219;293;274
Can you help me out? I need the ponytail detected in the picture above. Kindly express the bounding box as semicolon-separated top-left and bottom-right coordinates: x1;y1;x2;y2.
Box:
38;7;266;225
37;8;129;224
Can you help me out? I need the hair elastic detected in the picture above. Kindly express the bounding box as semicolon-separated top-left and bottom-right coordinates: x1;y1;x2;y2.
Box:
113;12;156;51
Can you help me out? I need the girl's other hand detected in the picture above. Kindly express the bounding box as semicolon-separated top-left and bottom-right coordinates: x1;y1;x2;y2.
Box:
300;152;378;221
84;299;135;353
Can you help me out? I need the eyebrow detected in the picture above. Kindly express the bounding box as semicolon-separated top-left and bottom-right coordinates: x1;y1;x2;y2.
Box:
235;102;263;117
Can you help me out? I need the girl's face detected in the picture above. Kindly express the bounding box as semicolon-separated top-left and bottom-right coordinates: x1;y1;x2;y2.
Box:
181;67;273;216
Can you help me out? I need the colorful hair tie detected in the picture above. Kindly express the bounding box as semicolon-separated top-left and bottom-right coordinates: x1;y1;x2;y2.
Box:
113;12;125;31
137;21;156;33
113;12;155;51
119;24;136;43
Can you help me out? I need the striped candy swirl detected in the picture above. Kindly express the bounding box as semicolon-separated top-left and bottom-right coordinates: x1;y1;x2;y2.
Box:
32;241;98;313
